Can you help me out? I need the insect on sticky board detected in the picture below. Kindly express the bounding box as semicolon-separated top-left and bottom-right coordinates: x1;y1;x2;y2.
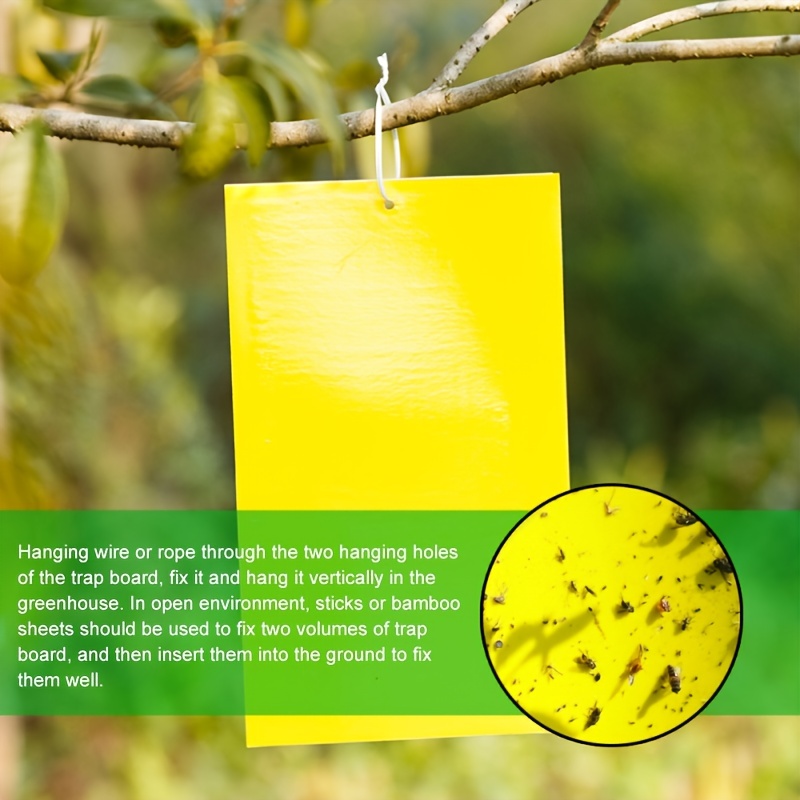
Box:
672;508;697;526
544;664;562;679
588;607;606;638
666;665;681;694
578;651;597;671
602;488;620;516
491;586;508;605
585;702;602;730
627;644;644;686
706;557;734;584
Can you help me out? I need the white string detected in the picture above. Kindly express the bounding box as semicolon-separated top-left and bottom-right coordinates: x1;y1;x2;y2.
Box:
374;52;401;209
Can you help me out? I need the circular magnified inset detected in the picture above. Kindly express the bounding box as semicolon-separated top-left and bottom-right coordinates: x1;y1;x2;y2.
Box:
481;484;742;746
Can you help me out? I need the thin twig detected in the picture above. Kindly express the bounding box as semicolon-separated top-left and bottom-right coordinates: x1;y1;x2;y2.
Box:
580;0;623;49
609;0;800;43
429;0;542;90
62;23;104;103
2;35;798;150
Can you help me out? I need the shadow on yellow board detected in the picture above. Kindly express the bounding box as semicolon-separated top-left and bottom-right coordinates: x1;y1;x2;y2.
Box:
224;175;568;745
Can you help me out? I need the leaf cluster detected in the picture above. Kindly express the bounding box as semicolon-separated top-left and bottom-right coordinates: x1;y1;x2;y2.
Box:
0;0;348;284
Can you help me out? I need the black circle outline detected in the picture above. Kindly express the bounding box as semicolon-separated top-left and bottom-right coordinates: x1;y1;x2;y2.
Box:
479;482;744;748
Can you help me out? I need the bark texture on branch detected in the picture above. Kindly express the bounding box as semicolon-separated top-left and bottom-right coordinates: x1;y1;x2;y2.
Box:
580;0;623;49
610;1;800;43
0;103;193;149
429;0;541;90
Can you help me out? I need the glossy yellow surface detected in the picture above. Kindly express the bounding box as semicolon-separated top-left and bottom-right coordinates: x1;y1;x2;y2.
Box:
226;175;567;511
484;486;741;745
225;175;568;745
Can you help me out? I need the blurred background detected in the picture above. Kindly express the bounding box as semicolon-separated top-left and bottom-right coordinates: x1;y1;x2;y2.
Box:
0;0;798;797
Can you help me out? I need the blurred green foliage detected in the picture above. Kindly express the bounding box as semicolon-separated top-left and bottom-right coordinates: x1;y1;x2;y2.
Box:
19;716;800;799
0;120;67;284
0;0;798;796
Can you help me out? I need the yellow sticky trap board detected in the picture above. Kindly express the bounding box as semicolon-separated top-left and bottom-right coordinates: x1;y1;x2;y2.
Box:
225;175;569;745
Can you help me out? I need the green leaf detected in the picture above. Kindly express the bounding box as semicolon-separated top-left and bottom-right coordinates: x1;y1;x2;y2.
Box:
36;50;84;82
79;75;176;118
180;75;239;179
80;74;157;106
247;38;344;171
248;64;291;121
153;17;196;48
43;0;195;23
0;76;36;103
0;122;68;286
227;76;270;168
84;22;103;66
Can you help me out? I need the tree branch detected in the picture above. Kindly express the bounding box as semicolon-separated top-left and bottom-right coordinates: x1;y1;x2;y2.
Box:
610;1;800;43
1;32;798;150
580;0;623;49
0;103;193;148
428;0;542;90
219;34;800;148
